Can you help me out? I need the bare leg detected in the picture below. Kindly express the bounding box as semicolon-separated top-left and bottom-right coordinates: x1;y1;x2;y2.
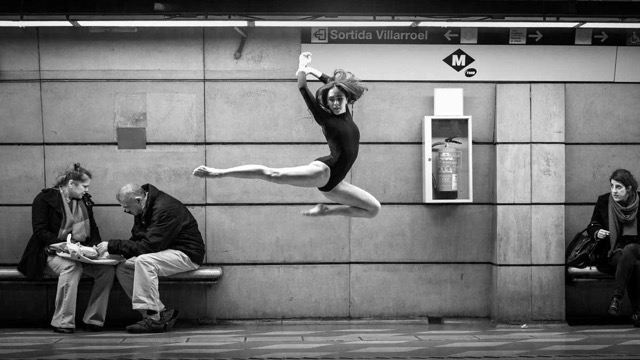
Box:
193;161;330;188
303;180;381;218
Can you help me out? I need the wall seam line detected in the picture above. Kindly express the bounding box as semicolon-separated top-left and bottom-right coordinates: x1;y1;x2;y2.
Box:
529;83;534;320
202;27;208;263
348;183;353;319
613;45;619;82
36;28;46;189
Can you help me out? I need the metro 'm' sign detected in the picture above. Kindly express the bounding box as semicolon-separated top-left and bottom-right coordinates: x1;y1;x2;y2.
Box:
443;49;475;72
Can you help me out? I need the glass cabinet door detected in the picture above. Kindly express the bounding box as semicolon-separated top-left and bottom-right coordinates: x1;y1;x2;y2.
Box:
423;116;473;203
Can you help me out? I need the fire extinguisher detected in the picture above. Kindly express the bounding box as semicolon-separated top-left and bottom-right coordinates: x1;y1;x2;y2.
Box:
432;136;462;195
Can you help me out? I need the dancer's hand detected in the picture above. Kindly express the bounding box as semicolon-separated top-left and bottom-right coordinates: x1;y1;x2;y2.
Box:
299;52;312;68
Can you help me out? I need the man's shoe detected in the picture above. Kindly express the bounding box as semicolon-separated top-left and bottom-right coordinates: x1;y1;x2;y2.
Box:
161;308;180;332
125;318;166;334
609;297;623;316
84;323;104;332
53;327;74;334
633;311;640;327
159;308;175;322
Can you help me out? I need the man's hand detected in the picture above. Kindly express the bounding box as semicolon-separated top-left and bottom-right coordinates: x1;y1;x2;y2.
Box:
97;241;109;256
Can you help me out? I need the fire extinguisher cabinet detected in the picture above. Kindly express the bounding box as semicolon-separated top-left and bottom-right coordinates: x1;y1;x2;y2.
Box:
423;115;473;203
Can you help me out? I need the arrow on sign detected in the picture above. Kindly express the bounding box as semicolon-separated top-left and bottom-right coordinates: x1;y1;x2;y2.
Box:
594;31;608;42
444;30;459;41
528;30;543;42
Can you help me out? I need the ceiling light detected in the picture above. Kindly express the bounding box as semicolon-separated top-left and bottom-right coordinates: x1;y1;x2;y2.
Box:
254;21;413;27
76;20;248;27
0;20;73;27
579;22;640;28
417;21;580;28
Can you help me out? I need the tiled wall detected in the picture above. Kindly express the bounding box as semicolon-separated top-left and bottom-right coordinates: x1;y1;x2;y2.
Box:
564;84;640;239
2;26;638;322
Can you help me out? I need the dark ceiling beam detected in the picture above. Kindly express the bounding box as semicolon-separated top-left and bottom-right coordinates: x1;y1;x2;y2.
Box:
1;0;639;19
203;0;640;19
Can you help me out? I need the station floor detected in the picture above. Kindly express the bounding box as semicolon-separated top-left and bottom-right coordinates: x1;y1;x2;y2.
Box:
3;320;640;360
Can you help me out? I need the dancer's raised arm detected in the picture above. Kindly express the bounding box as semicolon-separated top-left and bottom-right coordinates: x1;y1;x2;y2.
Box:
297;52;332;120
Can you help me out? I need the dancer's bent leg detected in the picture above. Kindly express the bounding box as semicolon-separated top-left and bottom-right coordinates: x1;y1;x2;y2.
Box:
303;181;381;218
193;161;330;188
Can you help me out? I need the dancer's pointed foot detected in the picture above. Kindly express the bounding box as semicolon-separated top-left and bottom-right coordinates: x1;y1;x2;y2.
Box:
192;165;222;178
302;204;329;217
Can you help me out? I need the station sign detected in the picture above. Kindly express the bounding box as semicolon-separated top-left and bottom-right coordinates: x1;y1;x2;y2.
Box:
302;27;640;46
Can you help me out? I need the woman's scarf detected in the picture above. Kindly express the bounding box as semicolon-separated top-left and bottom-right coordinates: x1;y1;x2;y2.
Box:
608;190;639;253
57;189;91;243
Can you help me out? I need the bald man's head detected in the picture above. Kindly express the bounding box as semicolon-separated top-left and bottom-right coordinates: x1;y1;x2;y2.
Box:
117;184;147;216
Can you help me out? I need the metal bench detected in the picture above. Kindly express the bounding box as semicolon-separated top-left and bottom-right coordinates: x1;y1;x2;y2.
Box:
0;266;223;284
566;266;614;282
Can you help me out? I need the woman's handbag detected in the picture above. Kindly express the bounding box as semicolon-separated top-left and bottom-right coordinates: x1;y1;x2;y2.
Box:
566;227;601;268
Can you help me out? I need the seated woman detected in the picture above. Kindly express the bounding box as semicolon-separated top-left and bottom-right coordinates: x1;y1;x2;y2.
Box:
17;163;114;333
588;168;640;326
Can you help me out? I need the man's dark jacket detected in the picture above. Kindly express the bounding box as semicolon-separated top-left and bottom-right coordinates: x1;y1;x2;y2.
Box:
17;188;102;280
107;184;205;265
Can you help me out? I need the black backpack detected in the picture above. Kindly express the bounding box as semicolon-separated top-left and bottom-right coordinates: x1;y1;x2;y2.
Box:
565;227;602;268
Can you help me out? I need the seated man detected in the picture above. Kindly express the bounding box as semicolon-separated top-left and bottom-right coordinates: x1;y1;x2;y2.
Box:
97;183;205;333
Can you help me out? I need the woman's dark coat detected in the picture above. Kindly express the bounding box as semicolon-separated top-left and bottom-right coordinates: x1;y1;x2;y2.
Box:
17;188;101;280
588;192;640;245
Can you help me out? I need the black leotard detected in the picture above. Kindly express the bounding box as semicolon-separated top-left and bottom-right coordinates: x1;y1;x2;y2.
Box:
297;71;360;192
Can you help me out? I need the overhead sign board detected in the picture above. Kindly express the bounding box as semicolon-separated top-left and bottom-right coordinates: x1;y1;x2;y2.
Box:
305;27;457;45
299;43;640;82
302;27;640;46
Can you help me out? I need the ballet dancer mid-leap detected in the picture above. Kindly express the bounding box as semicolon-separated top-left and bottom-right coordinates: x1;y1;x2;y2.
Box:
193;52;380;218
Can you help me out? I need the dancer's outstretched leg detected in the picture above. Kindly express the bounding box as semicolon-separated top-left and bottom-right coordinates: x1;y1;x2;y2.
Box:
193;162;330;188
303;180;381;218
